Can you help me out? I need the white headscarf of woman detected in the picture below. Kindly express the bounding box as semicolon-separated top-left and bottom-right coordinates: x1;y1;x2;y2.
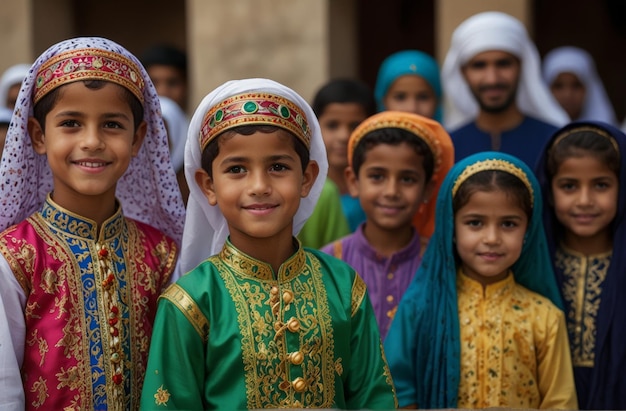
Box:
0;63;31;109
0;37;185;244
181;78;328;273
543;46;618;126
441;11;569;130
159;95;189;172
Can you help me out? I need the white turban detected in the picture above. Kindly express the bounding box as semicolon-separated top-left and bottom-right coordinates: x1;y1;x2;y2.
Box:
181;78;328;273
543;46;618;126
442;11;569;130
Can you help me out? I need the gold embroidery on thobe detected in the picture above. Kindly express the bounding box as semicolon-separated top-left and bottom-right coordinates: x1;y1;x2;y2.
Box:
161;284;209;342
556;245;610;367
154;385;171;406
30;376;49;408
211;242;336;409
0;234;36;293
351;274;366;317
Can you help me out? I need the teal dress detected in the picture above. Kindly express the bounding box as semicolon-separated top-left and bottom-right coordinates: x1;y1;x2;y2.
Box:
140;239;397;410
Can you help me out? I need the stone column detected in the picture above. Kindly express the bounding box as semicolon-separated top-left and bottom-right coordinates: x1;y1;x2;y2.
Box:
435;0;532;62
186;0;329;108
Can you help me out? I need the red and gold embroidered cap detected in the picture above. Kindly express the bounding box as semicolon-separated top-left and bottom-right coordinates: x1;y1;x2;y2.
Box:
199;92;311;151
33;48;145;104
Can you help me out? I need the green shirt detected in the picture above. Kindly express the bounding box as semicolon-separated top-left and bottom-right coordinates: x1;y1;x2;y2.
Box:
140;239;397;410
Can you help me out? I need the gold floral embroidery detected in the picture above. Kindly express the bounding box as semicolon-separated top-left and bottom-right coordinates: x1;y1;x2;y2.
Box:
27;329;49;367
351;274;366;317
456;271;550;408
56;366;81;390
154;385;171;406
556;245;609;367
212;244;336;409
30;376;49;408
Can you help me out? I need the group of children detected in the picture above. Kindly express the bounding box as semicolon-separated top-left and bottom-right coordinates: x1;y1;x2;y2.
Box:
0;35;623;411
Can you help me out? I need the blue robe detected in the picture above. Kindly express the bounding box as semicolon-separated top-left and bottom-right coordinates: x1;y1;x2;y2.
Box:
451;116;557;169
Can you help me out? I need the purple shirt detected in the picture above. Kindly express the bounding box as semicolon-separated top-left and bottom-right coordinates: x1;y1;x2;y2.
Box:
321;225;422;339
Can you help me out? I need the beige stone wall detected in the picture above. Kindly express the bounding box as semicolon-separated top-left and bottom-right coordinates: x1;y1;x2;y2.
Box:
186;0;329;109
0;0;33;75
435;0;531;62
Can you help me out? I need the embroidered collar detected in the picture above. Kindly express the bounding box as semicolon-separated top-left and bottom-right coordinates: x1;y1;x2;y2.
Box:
218;237;306;281
457;268;515;300
558;242;612;260
39;194;124;241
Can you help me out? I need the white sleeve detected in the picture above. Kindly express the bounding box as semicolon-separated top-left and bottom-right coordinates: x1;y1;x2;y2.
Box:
0;254;26;410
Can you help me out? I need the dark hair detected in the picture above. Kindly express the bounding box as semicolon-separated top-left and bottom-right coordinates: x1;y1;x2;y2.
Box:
140;44;187;78
201;125;310;178
312;78;376;119
545;127;620;179
351;127;435;181
453;170;533;220
33;80;144;132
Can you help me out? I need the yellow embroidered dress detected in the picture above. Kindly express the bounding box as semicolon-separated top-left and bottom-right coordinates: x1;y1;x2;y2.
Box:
456;271;577;409
140;239;397;410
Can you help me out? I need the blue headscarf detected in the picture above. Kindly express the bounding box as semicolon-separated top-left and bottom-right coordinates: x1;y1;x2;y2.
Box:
385;151;562;408
374;50;443;122
536;121;626;409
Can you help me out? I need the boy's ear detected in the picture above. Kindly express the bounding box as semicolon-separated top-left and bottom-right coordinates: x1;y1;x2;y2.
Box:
344;166;360;198
195;168;218;206
300;160;320;198
131;121;148;157
28;117;46;154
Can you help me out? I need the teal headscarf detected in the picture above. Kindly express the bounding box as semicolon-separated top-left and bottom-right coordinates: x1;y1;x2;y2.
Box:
385;151;562;408
374;50;443;122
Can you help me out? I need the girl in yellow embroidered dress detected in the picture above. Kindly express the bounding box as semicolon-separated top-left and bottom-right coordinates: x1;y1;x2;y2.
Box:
385;152;578;409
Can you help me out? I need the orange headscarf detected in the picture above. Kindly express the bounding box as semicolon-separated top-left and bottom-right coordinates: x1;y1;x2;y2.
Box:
348;111;454;239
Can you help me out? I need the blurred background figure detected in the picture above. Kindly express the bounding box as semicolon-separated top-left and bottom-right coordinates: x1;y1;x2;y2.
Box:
0;63;30;110
0;107;12;158
159;95;190;205
141;44;189;113
374;50;442;122
543;46;618;126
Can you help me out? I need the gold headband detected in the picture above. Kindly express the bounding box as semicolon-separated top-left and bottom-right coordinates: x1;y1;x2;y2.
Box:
34;48;144;105
452;158;534;205
347;112;441;172
200;92;311;151
551;125;620;157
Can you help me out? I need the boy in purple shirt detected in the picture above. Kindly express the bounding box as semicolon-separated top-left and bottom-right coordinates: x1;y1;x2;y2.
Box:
322;111;453;338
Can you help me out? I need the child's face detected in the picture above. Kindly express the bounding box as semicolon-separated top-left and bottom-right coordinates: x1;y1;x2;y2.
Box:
346;142;432;234
551;155;618;246
28;82;146;210
147;65;187;110
454;189;528;286
550;73;586;121
318;103;367;172
195;130;318;250
383;75;438;119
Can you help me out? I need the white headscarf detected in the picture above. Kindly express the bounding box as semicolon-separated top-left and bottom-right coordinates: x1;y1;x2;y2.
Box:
0;37;185;244
441;11;569;130
543;46;618;126
159;95;189;172
0;63;30;109
181;78;328;273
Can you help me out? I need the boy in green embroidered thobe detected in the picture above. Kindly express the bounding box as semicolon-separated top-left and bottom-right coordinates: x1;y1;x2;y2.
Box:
140;79;397;410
